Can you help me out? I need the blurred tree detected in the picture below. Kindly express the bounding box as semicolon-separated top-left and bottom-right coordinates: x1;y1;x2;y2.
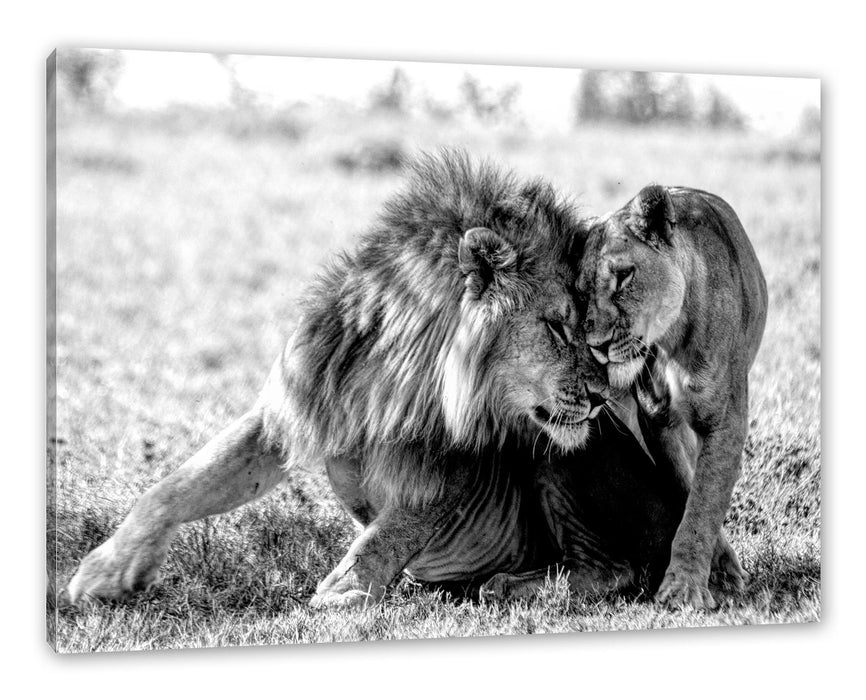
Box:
57;49;123;110
370;67;412;113
422;94;455;122
703;85;746;130
213;54;258;111
660;74;696;124
459;74;521;122
576;70;609;123
798;104;821;135
574;71;753;131
211;54;305;142
619;71;660;124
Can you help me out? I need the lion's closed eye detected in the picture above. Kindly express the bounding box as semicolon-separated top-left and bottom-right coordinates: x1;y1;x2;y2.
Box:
545;318;571;346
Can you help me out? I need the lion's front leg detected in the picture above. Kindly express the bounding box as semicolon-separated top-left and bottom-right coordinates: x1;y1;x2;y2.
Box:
309;503;454;610
656;405;748;610
66;409;287;606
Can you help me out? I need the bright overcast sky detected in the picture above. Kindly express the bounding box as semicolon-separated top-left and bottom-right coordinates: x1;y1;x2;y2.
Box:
111;50;819;135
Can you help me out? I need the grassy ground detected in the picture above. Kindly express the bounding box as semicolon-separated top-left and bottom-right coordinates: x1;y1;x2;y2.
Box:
48;105;820;653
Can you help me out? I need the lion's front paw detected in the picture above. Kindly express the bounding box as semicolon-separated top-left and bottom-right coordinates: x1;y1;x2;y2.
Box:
309;589;377;610
655;565;716;610
66;539;162;608
479;572;518;601
310;567;385;610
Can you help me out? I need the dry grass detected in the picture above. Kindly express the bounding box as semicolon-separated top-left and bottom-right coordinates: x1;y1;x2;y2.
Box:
48;105;820;653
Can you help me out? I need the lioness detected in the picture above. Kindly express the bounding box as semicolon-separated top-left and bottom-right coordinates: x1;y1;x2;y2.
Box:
70;152;685;609
578;184;767;609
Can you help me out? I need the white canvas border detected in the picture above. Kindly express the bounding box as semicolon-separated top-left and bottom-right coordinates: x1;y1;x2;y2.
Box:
3;1;861;697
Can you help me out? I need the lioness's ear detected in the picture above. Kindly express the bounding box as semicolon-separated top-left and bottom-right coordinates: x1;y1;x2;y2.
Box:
458;227;519;299
629;184;676;245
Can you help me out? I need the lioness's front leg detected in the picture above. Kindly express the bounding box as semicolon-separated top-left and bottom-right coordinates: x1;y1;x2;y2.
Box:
66;409;286;606
647;416;748;593
656;405;747;609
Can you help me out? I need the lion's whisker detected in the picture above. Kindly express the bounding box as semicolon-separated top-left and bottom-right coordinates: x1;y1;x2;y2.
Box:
599;404;630;438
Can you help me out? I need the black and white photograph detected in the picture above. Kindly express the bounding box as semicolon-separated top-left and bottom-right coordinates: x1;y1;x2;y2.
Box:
47;49;820;653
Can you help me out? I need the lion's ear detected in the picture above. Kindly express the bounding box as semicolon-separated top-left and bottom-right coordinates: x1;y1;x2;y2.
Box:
458;227;519;299
629;184;676;245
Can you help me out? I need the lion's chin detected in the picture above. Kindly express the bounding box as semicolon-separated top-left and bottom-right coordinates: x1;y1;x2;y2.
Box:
607;357;645;389
543;421;590;453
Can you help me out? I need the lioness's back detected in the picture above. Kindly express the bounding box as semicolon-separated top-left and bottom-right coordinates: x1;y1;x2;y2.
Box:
668;186;768;365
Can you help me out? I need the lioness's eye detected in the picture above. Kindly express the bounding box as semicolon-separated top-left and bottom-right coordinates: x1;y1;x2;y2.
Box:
614;266;635;291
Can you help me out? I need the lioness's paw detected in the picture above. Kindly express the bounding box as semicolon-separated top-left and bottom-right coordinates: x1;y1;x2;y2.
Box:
655;567;716;610
66;540;161;608
309;589;376;610
710;542;749;593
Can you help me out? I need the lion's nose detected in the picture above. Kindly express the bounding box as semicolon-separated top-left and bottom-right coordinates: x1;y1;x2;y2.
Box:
586;387;606;409
585;385;607;418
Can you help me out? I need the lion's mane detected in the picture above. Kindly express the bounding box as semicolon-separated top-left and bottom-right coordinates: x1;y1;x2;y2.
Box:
261;151;581;505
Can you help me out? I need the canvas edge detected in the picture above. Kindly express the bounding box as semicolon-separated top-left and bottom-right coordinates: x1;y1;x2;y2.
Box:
46;48;59;653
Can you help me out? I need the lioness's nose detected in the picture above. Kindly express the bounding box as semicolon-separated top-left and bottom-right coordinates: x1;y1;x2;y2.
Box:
586;331;613;364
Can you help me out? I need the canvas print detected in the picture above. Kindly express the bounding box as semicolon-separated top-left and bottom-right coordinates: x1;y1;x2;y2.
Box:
47;49;821;653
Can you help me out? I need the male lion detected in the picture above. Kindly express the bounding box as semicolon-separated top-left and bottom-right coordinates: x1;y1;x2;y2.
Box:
67;153;684;609
578;184;768;610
